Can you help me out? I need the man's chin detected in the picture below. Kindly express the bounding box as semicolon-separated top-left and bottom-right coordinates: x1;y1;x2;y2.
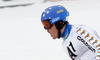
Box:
52;37;57;40
51;35;57;39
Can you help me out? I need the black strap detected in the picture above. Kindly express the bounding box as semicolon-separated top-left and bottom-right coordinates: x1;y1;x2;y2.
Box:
57;29;61;39
55;20;68;39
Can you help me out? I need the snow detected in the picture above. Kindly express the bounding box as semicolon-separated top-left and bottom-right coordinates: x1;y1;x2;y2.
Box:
0;0;43;7
0;0;100;60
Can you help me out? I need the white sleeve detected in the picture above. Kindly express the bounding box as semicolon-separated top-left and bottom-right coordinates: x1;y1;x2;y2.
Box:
86;26;100;60
76;25;100;60
83;25;100;60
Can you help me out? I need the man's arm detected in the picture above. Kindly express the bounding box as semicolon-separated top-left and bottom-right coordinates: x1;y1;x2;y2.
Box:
76;25;100;60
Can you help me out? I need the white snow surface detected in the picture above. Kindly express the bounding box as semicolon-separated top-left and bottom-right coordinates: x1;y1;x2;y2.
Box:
0;0;100;60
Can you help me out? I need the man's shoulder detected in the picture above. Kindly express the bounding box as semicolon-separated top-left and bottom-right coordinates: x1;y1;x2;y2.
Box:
72;24;93;31
72;24;99;39
72;24;86;29
71;24;96;36
71;24;87;32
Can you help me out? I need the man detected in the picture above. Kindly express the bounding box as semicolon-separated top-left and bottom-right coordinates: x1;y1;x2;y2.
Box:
41;5;100;60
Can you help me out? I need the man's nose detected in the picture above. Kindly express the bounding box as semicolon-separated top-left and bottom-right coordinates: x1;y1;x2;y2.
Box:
44;28;50;32
46;29;49;33
44;28;48;30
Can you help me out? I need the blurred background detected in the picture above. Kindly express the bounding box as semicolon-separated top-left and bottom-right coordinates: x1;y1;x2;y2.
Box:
0;0;100;60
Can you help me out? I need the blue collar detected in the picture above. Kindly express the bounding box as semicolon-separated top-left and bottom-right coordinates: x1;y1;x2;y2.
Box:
62;23;72;41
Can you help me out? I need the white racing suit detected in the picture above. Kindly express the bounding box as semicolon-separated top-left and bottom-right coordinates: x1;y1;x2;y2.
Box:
62;24;100;60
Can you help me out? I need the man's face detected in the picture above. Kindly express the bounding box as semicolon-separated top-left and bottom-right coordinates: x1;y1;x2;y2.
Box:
45;24;58;39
